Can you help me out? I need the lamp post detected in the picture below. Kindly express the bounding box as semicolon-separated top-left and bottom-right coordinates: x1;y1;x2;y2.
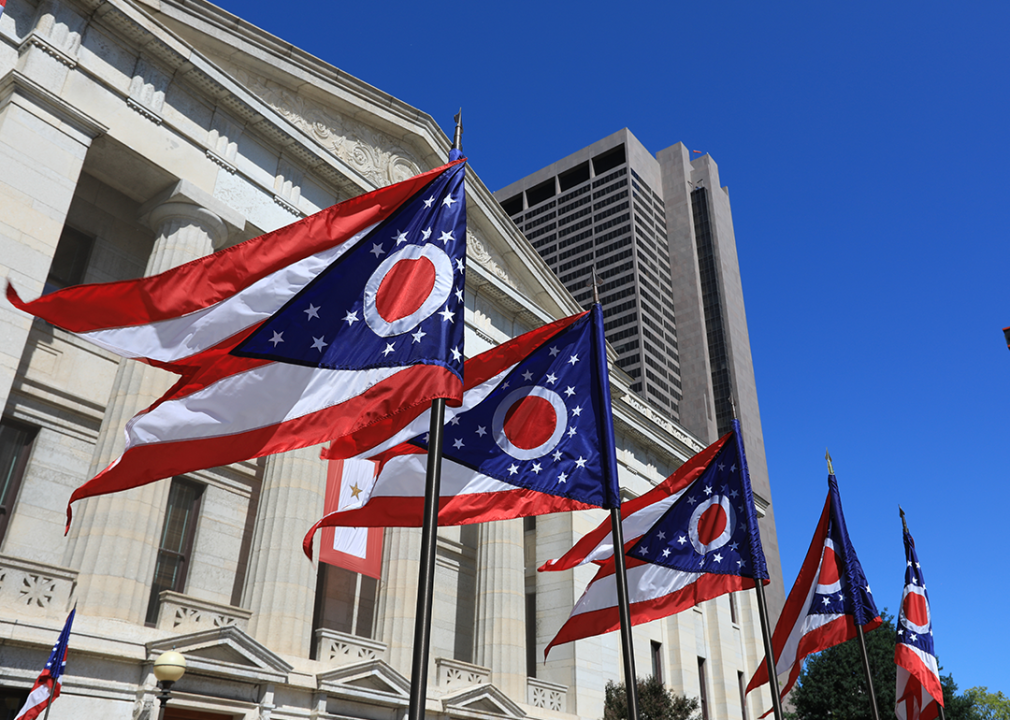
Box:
153;650;187;720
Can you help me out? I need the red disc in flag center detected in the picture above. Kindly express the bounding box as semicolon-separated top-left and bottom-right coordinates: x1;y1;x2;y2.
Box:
900;584;931;635
364;244;453;337
492;386;568;460
689;495;737;555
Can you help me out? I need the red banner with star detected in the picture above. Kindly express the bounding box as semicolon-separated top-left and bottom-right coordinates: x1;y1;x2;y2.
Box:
319;459;383;578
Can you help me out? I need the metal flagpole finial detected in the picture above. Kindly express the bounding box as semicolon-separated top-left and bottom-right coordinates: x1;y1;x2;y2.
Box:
589;266;601;305
825;449;834;475
452;109;463;151
899;505;909;534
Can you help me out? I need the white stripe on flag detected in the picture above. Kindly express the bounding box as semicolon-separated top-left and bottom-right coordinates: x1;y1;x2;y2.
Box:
79;225;373;362
126;362;403;446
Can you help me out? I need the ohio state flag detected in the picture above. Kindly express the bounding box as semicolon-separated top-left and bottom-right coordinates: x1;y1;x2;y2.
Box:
895;515;943;720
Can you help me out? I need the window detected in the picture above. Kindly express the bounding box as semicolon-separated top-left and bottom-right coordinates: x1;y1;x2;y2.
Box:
311;564;378;643
729;592;739;624
698;657;709;720
1;688;30;720
651;640;663;683
44;226;93;295
738;671;749;720
146;478;204;625
0;420;36;545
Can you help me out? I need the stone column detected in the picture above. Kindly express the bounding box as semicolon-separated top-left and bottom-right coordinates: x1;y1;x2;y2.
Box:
0;31;99;415
63;201;228;623
375;526;422;677
474;518;527;699
242;446;327;657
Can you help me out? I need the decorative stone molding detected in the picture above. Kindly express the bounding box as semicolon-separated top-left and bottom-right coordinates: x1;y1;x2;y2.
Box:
20;33;78;69
620;391;700;449
155;591;252;633
527;678;566;712
31;0;86;60
221;63;422;188
317;659;410;708
127;56;171;124
435;657;491;691
0;555;77;619
313;628;387;666
467;229;518;290
206;107;242;173
147;626;292;686
441;684;527;719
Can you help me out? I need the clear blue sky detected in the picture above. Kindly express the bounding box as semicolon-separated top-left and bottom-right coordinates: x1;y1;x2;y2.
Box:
214;0;1010;695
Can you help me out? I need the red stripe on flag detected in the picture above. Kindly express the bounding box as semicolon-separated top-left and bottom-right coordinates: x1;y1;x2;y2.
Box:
6;161;462;332
545;572;755;657
67;363;460;528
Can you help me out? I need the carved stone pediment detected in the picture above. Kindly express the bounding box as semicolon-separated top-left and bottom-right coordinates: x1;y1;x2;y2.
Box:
147;626;292;684
317;659;410;708
213;60;422;190
441;684;527;720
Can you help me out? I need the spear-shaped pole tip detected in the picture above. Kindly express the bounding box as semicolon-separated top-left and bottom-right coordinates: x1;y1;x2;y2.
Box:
825;449;834;475
452;109;463;151
899;505;909;534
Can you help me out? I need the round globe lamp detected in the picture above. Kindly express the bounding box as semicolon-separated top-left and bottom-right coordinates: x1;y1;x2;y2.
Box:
153;651;187;719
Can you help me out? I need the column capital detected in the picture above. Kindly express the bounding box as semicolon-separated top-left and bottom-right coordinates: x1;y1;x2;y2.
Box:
147;201;228;249
139;179;246;250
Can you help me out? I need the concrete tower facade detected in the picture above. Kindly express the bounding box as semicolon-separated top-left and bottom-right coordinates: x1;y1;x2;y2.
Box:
495;132;784;611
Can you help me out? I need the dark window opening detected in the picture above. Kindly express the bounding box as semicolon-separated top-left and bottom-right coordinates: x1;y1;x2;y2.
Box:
593;145;626;175
1;688;30;720
525;591;537;678
559;161;590;191
651;640;663;683
311;563;378;651
698;657;710;720
0;420;36;546
729;592;738;624
501;194;523;217
526;179;556;207
44;226;94;295
738;670;749;720
146;478;204;626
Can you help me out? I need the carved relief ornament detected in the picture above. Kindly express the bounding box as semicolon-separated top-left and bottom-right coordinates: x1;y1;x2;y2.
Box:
221;63;422;188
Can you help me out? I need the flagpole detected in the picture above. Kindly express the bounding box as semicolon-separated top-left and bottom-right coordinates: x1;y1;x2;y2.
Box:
828;451;880;720
406;112;463;720
733;403;783;720
592;269;640;720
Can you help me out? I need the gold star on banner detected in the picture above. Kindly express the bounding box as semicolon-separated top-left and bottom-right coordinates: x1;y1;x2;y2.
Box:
350;484;362;499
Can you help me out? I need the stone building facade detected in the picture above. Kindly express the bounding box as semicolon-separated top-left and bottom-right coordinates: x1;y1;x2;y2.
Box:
0;1;777;719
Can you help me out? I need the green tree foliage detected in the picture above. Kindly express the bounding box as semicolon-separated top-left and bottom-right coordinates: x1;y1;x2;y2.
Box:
604;676;700;720
790;610;977;720
964;687;1010;720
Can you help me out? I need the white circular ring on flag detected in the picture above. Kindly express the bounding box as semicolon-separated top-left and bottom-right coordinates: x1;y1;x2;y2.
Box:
815;537;844;595
492;385;568;461
363;244;454;337
899;584;931;635
688;495;737;555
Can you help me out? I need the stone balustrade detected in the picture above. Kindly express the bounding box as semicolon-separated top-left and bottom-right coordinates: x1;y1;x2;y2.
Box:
0;555;77;619
313;628;387;666
527;677;567;712
435;657;491;691
155;591;252;633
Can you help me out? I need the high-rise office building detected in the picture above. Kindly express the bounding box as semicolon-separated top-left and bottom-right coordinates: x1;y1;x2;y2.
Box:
496;131;682;422
496;130;784;610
